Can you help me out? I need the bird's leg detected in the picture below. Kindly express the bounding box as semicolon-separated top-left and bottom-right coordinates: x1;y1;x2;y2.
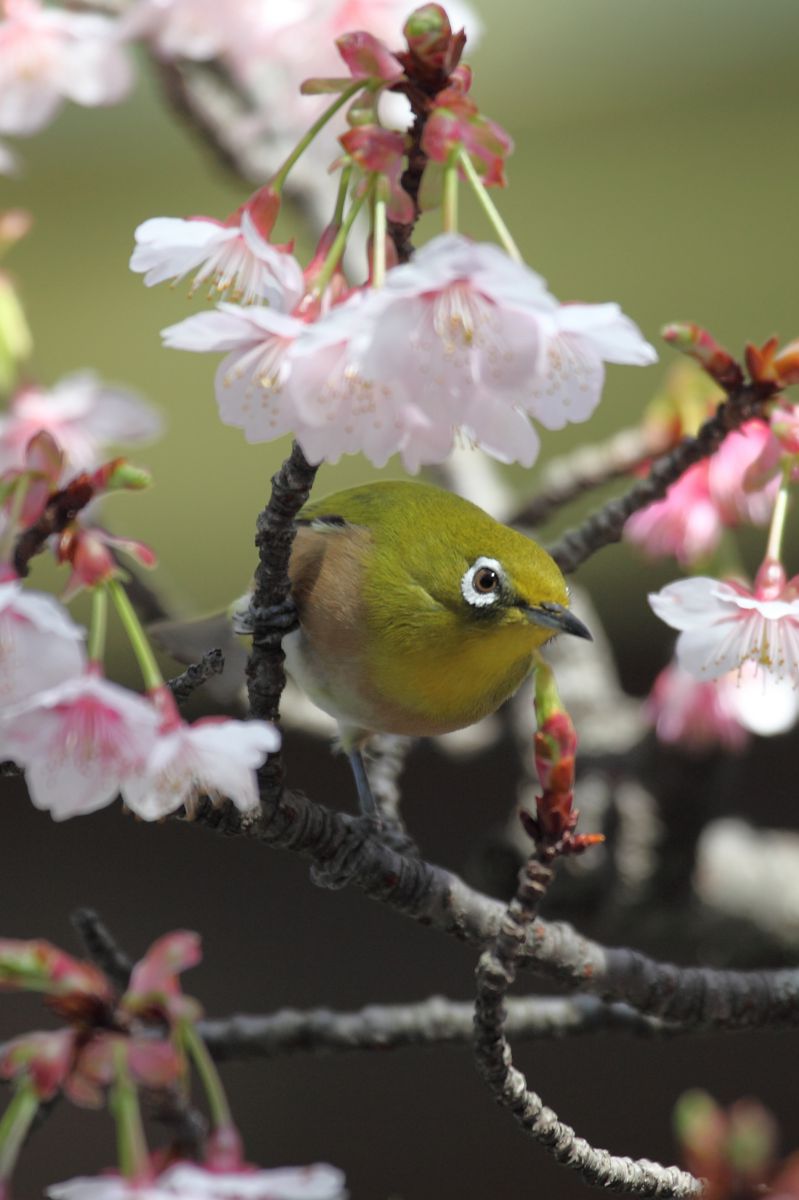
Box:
347;749;380;820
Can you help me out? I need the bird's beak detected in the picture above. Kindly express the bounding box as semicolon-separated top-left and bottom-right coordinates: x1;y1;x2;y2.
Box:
522;601;593;641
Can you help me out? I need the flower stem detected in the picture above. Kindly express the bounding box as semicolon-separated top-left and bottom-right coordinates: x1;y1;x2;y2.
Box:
458;148;521;262
107;576;164;692
110;1043;148;1181
371;187;387;288
88;584;108;665
333;161;353;226
0;474;30;564
312;180;372;297
0;1080;38;1184
443;152;459;233
766;478;791;562
271;82;365;194
180;1020;233;1130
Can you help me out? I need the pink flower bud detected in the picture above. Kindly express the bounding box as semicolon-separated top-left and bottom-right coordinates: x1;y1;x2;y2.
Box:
662;322;744;391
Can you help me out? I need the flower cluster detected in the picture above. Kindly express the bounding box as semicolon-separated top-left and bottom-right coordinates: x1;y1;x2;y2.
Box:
132;6;656;472
0;933;346;1200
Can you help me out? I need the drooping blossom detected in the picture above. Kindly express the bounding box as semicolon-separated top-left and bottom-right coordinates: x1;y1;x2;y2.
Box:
0;580;85;710
0;0;134;137
645;662;749;753
0;671;159;819
130;188;302;306
0;373;162;477
648;564;799;684
47;1179;178;1200
120;688;280;820
165;234;656;470
626;421;779;565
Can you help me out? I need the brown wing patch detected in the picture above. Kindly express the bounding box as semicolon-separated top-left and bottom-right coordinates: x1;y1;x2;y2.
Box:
289;524;371;663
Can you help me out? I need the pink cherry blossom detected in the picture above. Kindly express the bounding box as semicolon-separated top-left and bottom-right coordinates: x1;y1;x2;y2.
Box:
624;462;721;566
122;0;256;61
0;0;133;137
645;661;749;753
0;671;158;819
158;1162;347;1200
648;568;799;684
131;189;302;307
707;419;779;526
121;712;280;821
0;373;162;476
0;580;85;710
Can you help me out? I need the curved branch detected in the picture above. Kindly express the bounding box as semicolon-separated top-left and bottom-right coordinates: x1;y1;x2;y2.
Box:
473;854;702;1197
188;791;799;1032
198;994;670;1061
549;379;777;573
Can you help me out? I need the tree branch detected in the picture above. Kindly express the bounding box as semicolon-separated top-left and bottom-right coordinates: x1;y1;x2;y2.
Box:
70;907;133;990
514;427;667;529
245;441;318;794
198;994;670;1062
167;649;225;707
473;853;702;1196
549;379;777;573
187;792;799;1032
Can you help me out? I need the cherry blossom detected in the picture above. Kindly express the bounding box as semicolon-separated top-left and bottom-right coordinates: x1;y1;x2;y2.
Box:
120;701;280;821
0;0;133;138
158;1163;348;1200
130;189;303;307
624;462;721;566
123;0;258;63
0;671;158;819
626;420;778;564
648;568;799;684
728;661;799;737
0;580;85;710
165;234;655;469
47;1179;177;1200
48;1163;347;1200
646;662;749;753
0;373;162;477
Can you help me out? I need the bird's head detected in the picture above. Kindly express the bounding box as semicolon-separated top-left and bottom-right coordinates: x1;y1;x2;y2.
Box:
448;529;591;646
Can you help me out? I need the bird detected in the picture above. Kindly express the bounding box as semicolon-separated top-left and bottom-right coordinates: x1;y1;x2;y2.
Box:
157;479;591;815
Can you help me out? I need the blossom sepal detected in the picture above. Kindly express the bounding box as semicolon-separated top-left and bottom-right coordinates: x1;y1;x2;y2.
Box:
0;940;111;1000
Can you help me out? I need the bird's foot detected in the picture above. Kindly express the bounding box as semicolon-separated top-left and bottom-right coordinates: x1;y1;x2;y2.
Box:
233;598;298;637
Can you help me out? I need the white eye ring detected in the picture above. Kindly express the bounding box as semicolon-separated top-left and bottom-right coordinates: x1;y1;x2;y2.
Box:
461;557;503;607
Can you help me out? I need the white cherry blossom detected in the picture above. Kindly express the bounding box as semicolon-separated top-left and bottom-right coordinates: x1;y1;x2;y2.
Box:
158;1162;347;1200
0;581;85;710
131;202;304;307
121;716;280;820
0;0;133;137
648;574;799;683
1;672;158;819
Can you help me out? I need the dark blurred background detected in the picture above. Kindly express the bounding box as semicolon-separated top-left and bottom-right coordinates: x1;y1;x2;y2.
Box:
4;1;799;1196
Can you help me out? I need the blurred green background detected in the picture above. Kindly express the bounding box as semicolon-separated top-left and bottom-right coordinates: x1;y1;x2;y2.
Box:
8;0;799;687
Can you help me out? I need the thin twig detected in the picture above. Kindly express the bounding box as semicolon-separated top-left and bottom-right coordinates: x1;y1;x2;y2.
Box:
549;379;777;573
473;853;702;1196
198;994;670;1062
515;427;668;528
70;908;133;990
167;649;225;707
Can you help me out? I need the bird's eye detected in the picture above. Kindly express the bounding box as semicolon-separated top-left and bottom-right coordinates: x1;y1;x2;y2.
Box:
461;557;504;608
473;566;499;593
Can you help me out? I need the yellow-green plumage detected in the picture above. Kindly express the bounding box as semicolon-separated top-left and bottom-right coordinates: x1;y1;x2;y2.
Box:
286;480;578;749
